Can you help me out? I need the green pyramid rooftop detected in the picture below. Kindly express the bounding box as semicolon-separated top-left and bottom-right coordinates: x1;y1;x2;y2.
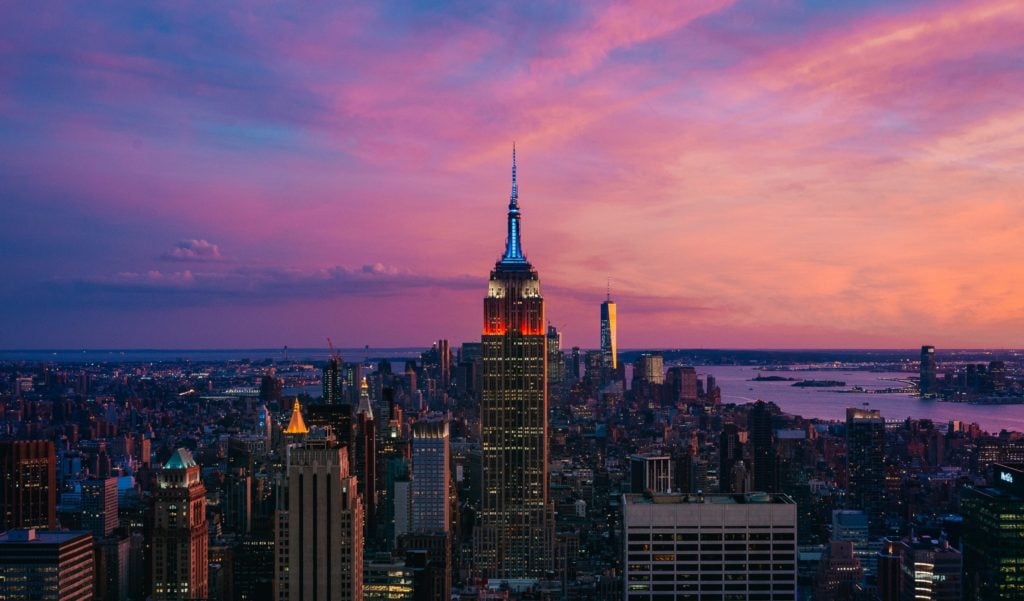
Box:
164;447;198;470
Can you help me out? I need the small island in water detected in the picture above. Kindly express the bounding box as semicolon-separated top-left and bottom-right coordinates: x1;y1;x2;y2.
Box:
792;379;846;387
751;375;798;382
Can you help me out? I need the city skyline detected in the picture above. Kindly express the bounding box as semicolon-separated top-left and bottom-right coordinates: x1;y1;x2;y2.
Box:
4;2;1024;349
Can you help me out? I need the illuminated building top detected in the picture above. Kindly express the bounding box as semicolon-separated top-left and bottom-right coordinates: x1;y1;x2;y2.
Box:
499;144;529;269
284;398;309;435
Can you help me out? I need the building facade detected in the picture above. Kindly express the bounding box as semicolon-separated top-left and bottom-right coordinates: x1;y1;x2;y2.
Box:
622;492;798;601
152;448;208;601
600;294;617;374
411;419;450;534
476;147;551;580
961;464;1024;600
845;408;886;532
276;433;364;601
0;439;56;530
0;529;94;601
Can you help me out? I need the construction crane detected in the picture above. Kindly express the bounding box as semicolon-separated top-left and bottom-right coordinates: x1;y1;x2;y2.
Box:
326;337;341;363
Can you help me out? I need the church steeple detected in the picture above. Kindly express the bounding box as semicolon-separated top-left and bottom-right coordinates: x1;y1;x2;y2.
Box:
500;144;527;266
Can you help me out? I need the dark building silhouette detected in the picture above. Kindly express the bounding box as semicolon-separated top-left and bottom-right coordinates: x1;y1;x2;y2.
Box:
846;407;886;532
323;356;342;404
919;345;937;394
718;423;744;493
749;400;778;493
0;439;56;530
961;464;1024;600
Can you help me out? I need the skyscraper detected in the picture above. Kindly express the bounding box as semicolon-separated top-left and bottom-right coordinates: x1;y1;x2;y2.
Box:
749;400;778;493
600;289;617;376
846;408;886;532
152;448;208;601
276;432;363;601
81;477;118;537
411;419;450;534
961;464;1024;600
0;529;95;601
919;345;937;395
0;440;56;530
324;356;342;404
622;492;797;601
477;147;551;579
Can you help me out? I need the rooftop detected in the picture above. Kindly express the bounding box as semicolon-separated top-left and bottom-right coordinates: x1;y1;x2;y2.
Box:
624;492;795;505
0;529;91;545
164;447;198;470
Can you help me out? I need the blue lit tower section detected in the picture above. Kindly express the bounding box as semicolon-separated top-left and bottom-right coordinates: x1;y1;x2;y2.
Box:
476;147;551;580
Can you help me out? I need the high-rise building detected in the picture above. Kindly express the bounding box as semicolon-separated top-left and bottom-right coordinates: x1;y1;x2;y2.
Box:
355;379;378;540
898;538;961;601
546;325;565;395
878;538;904;601
275;432;363;601
629;454;673;494
436;339;451;392
0;439;56;530
152;448;208;601
0;529;95;601
324;356;342;404
961;463;1024;600
476;147;551;580
622;492;797;601
813;540;863;601
719;423;745;493
749;401;777;493
919;345;937;395
633;353;664;385
411;419;450;534
81;477;118;537
600;291;617;375
845;407;886;532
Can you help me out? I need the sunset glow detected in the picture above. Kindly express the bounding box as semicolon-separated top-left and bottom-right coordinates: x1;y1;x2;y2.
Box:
2;1;1023;348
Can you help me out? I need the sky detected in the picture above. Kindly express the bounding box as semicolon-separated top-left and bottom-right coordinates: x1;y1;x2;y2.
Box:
2;0;1024;350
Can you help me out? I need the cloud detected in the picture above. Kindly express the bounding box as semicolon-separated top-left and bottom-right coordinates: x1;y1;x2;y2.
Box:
161;239;224;262
33;263;479;308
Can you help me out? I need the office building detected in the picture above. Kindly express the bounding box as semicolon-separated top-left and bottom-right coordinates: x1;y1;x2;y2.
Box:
899;538;961;601
546;325;565;394
622;492;798;601
878;538;904;601
749;400;777;493
276;432;363;601
600;291;618;374
629;454;674;494
412;419;450;534
0;529;94;601
81;477;118;537
634;353;664;385
0;439;56;530
476;147;551;579
152;448;208;601
665;366;699;404
324;356;342;404
920;345;937;394
845;408;886;532
961;463;1024;600
719;423;745;494
813;540;863;601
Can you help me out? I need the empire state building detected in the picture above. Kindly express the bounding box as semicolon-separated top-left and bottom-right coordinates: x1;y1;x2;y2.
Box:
476;147;551;579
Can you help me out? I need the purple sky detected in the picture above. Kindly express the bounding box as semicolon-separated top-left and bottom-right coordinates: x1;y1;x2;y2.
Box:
3;1;1024;349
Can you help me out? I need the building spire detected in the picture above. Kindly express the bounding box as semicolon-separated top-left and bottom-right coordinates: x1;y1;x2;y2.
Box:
500;143;527;265
510;142;518;209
